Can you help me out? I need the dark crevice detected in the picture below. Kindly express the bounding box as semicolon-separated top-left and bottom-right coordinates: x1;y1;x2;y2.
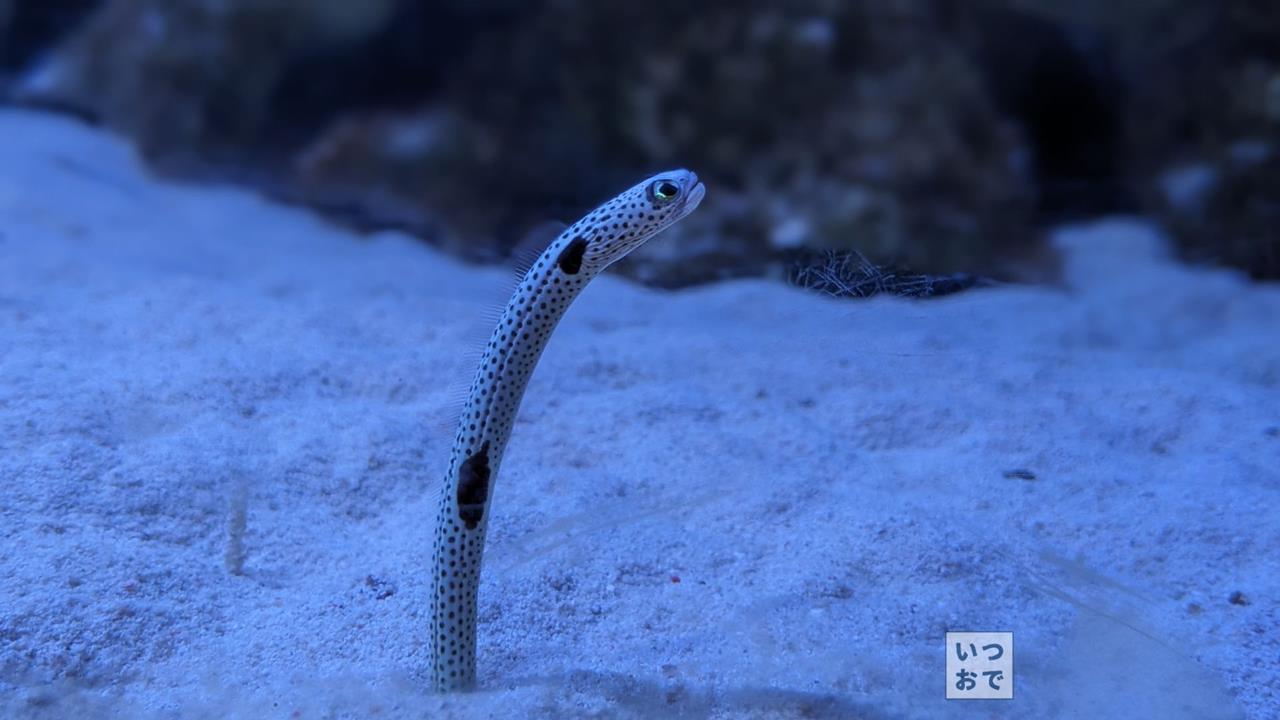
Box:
969;8;1134;223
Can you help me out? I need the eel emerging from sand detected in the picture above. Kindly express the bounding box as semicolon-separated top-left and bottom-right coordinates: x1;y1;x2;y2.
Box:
429;170;706;692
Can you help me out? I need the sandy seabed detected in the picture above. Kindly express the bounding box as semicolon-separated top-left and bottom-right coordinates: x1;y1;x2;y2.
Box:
1;110;1277;719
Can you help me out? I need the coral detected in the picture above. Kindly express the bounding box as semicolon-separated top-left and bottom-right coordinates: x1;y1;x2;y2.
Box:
791;249;986;300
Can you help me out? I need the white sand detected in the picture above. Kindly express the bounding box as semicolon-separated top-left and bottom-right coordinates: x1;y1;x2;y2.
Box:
1;110;1276;719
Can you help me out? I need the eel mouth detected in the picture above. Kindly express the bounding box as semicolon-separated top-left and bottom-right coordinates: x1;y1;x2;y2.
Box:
677;173;706;220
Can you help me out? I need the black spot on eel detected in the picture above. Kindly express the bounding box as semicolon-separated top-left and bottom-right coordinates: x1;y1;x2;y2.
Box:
429;170;706;692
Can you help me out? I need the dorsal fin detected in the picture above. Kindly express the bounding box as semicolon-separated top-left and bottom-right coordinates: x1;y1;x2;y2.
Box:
430;222;567;482
507;221;569;277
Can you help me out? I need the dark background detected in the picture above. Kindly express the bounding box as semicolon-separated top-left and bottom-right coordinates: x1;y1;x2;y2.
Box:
2;0;1276;286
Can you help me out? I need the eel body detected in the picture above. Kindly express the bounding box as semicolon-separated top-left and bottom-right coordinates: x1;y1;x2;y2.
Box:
429;170;705;692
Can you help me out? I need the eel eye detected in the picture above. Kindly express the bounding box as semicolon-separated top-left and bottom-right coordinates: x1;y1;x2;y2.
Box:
649;179;680;204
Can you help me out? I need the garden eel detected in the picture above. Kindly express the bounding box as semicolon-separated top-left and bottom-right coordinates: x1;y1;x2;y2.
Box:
429;170;705;692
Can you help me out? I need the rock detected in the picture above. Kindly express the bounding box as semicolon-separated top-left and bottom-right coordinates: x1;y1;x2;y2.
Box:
7;1;1042;286
294;2;1037;285
1159;164;1219;216
23;1;1279;283
1;1;99;79
291;109;459;247
1107;2;1280;279
14;0;398;169
972;2;1280;280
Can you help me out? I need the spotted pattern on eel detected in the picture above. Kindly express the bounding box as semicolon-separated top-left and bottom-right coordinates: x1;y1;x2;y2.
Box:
429;169;706;692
